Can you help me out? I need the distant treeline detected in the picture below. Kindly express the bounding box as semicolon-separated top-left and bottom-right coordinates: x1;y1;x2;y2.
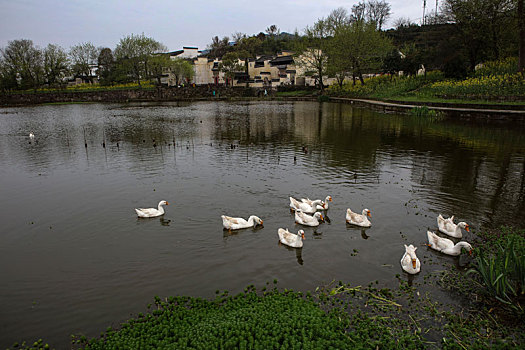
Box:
0;0;522;92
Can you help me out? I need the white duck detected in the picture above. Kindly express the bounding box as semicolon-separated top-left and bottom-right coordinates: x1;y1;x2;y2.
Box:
135;200;169;218
346;208;372;227
427;231;473;256
221;215;263;230
437;214;470;238
295;210;324;227
301;195;333;210
400;244;421;274
289;197;324;214
29;132;35;139
278;228;305;248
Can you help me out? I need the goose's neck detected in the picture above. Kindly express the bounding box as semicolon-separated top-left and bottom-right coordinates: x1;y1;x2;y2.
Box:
157;203;165;214
247;216;257;226
454;242;470;252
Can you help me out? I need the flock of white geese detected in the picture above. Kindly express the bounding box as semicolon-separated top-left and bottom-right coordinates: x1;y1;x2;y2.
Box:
135;196;473;275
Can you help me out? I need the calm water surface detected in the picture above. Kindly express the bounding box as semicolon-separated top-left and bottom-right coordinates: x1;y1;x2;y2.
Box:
0;101;524;347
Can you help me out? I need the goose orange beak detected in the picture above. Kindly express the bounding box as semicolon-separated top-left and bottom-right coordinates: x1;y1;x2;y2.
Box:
166;202;169;205
412;259;417;269
466;225;470;232
367;211;371;217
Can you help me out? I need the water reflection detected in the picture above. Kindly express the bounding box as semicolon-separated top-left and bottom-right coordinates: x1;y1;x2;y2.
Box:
277;241;304;265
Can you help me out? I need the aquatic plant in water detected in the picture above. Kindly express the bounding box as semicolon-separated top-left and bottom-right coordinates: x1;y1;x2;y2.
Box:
468;232;525;311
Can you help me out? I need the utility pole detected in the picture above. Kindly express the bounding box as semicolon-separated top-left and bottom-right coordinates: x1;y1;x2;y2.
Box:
422;0;427;25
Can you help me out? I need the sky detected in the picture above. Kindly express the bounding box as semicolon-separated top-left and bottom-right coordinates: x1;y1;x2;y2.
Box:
0;0;430;52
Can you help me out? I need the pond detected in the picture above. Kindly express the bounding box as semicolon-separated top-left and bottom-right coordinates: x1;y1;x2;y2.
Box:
0;101;524;348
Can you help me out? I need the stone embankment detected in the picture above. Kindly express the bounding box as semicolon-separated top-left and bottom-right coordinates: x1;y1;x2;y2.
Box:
0;86;257;106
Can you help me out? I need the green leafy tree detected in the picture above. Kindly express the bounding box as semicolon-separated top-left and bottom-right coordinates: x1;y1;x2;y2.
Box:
443;0;517;69
329;20;392;85
114;33;166;85
0;39;44;90
97;48;114;85
218;52;243;86
235;36;262;86
163;57;195;86
43;44;69;87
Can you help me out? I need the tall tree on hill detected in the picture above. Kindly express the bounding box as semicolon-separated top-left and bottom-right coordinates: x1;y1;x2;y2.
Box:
366;0;392;30
443;0;516;69
208;36;232;58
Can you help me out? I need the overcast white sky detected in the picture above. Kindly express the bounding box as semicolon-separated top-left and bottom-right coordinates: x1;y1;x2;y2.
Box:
0;0;429;51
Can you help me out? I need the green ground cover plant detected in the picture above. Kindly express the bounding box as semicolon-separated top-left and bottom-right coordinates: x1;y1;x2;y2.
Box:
328;58;524;103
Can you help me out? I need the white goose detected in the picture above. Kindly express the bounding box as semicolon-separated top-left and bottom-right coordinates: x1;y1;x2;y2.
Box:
437;214;469;238
346;208;372;227
295;210;324;227
301;195;333;210
135;200;169;218
29;132;35;139
427;231;473;256
400;244;421;274
278;228;305;248
289;197;324;214
221;215;263;230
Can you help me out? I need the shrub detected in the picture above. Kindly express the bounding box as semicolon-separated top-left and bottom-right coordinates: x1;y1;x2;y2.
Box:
468;232;525;312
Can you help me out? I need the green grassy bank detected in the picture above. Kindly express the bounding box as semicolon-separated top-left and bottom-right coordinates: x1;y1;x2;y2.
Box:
325;58;524;107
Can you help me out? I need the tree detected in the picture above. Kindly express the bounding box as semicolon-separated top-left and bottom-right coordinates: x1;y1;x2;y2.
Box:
170;58;194;86
329;20;392;85
43;44;69;87
296;18;332;90
235;36;262;86
393;17;415;29
382;49;404;78
325;7;351;35
218;52;243;86
114;33;166;85
351;2;367;22
97;48;114;85
443;0;516;68
0;39;44;90
69;42;98;82
265;25;280;36
366;0;392;30
208;36;232;58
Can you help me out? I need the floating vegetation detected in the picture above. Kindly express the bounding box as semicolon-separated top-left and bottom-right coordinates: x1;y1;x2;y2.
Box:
75;286;357;349
409;106;443;119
